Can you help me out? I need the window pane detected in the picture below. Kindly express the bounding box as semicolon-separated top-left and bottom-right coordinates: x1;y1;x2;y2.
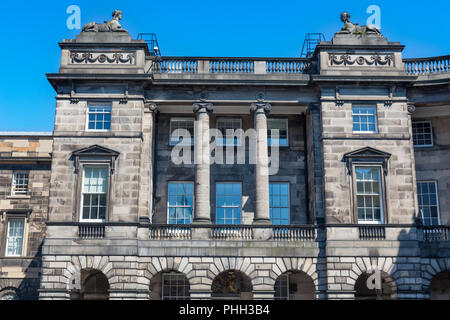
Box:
355;167;383;223
167;182;194;224
6;218;25;256
81;167;108;221
269;183;290;225
412;121;433;147
88;105;111;131
12;172;29;195
162;273;190;300
268;119;288;146
417;181;440;226
352;106;377;133
216;183;241;224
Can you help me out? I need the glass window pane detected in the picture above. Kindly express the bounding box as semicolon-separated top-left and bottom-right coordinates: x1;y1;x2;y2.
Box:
417;181;440;225
355;167;383;223
216;183;241;224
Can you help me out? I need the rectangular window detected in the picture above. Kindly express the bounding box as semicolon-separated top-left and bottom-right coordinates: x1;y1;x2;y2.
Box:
412;121;433;147
5;218;25;257
167;182;194;224
216;118;241;146
268;119;288;147
87;104;112;131
270;183;290;225
417;181;440;226
170;118;194;146
216;183;241;224
162;273;190;300
352;106;377;133
81;166;108;222
355;167;383;224
11;171;29;195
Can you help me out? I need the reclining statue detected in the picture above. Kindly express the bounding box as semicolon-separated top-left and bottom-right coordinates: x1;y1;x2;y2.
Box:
82;9;128;33
340;12;380;35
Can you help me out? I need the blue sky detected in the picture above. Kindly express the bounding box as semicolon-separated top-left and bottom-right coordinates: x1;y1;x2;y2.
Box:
1;0;449;132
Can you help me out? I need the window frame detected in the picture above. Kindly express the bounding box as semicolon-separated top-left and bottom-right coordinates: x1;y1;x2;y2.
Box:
11;171;29;196
412;120;434;148
352;105;378;134
417;180;441;226
2;212;28;257
79;164;110;223
166;181;194;224
85;103;112;132
161;272;190;300
169;117;195;146
216;117;242;147
215;182;242;225
269;182;290;225
267;118;289;147
352;165;386;225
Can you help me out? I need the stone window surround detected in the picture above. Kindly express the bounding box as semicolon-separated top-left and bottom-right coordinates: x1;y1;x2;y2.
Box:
0;209;31;257
344;147;391;224
71;146;119;223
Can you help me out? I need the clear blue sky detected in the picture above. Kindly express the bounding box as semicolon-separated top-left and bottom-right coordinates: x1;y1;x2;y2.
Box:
1;0;449;132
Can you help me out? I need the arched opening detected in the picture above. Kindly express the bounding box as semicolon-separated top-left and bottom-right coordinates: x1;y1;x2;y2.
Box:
354;271;396;300
150;271;190;300
430;271;450;300
72;269;109;300
274;271;315;300
211;270;253;300
0;288;19;300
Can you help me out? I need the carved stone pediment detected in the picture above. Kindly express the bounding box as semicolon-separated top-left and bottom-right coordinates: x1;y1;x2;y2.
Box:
72;145;120;157
71;145;120;173
343;147;391;175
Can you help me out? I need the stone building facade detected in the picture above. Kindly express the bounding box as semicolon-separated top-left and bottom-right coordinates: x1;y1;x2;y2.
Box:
1;15;450;300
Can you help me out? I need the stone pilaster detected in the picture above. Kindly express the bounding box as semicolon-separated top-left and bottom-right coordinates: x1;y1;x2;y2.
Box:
193;103;213;224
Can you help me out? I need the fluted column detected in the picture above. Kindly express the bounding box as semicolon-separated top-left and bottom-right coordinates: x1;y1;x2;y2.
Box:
193;103;213;223
250;102;271;224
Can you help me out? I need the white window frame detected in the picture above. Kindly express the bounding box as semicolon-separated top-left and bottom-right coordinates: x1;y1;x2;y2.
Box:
215;182;242;225
167;181;194;224
417;180;441;226
355;166;384;224
352;105;378;134
11;171;29;196
412;121;434;148
216;118;242;147
80;165;109;223
269;182;290;225
267;118;289;147
169;118;195;146
86;103;112;132
5;216;27;257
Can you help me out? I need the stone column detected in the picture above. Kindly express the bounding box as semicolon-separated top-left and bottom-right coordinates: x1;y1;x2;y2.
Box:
193;103;213;224
250;102;272;225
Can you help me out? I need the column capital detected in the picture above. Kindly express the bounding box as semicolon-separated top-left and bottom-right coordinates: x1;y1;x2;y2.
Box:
250;102;271;115
407;102;416;115
193;102;214;114
144;102;158;113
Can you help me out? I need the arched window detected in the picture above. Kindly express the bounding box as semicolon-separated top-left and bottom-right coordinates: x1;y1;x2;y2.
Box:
274;271;315;300
429;271;450;300
354;271;396;300
78;269;109;300
211;270;252;300
150;271;190;300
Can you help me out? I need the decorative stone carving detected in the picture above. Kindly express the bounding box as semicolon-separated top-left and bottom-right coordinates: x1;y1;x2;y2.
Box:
329;54;393;67
70;52;135;65
339;11;381;35
82;9;128;33
407;103;416;115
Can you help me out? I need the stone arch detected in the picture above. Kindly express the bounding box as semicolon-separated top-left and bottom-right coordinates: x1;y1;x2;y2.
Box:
211;270;253;300
64;256;113;292
274;270;316;300
208;257;255;286
272;258;319;294
354;271;397;300
146;257;192;284
349;257;397;299
0;286;19;300
422;258;450;297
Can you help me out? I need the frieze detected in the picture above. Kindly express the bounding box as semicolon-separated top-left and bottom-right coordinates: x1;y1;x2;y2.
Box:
329;54;394;67
70;52;136;65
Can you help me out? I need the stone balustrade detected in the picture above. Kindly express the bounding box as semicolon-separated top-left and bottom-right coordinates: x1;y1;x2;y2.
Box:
149;55;450;76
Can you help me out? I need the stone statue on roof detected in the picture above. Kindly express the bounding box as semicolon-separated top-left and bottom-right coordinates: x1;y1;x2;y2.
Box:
82;10;128;33
339;12;381;35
